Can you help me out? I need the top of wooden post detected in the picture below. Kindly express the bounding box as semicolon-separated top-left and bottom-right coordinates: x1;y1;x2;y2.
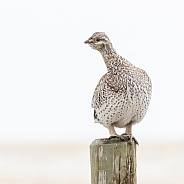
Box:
90;138;137;184
90;137;137;147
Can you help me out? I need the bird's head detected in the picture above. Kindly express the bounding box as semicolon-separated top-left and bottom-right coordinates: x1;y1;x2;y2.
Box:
84;32;112;51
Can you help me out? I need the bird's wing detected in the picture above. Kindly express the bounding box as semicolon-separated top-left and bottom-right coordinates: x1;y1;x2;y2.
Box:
91;73;121;109
91;74;107;109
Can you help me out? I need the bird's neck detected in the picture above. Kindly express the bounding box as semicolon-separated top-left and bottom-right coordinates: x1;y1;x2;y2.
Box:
100;45;121;73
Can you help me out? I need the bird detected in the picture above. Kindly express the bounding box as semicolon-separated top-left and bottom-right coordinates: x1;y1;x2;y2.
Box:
84;32;152;144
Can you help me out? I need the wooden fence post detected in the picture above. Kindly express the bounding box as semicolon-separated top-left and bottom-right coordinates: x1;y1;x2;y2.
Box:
90;138;137;184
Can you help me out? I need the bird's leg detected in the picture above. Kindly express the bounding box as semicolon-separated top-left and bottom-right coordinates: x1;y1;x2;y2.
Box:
125;122;132;135
108;125;124;140
120;123;132;142
108;124;117;136
121;122;139;144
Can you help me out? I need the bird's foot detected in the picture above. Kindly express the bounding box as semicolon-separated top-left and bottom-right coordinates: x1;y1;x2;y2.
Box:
108;134;139;145
120;133;139;145
108;134;124;141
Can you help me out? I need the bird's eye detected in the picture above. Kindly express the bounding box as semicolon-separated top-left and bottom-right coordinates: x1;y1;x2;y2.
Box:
96;38;100;42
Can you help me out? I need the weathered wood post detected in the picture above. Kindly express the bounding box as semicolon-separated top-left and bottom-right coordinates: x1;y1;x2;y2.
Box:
90;138;137;184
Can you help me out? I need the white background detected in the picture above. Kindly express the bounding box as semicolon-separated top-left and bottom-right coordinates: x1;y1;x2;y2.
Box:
0;0;184;143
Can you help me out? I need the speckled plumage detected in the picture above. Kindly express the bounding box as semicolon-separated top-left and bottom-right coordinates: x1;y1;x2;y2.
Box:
84;32;152;139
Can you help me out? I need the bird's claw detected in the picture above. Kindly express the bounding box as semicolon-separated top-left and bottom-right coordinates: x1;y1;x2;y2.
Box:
121;133;139;145
108;134;139;145
108;135;124;141
108;135;121;140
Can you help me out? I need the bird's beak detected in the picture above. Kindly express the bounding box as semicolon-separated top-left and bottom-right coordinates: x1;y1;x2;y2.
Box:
84;40;89;44
84;38;93;44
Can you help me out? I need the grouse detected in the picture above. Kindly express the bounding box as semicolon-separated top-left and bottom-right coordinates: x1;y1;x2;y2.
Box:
84;32;152;143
